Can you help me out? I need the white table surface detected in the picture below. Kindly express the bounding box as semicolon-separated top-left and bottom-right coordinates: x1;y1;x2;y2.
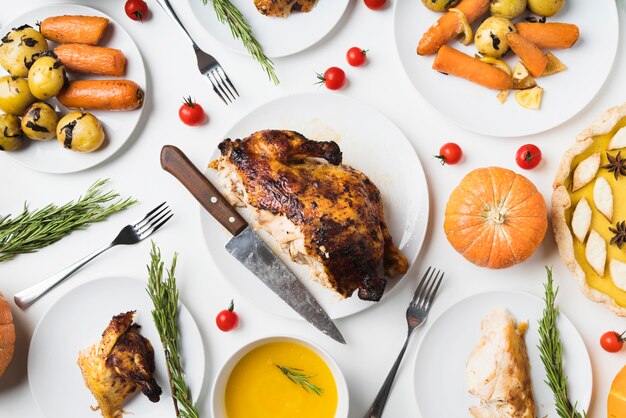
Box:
1;1;625;417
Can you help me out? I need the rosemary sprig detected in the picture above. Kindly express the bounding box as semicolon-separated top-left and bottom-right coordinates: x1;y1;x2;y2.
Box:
0;179;136;262
146;243;199;418
202;0;279;85
276;365;324;396
538;267;586;418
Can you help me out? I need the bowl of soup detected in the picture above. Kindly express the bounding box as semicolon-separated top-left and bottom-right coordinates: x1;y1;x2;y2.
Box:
211;336;349;418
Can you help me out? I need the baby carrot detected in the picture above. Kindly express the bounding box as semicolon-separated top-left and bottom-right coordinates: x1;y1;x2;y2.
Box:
506;32;548;77
515;22;579;49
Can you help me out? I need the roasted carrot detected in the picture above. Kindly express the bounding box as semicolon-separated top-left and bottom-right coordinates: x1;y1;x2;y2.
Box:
417;0;490;56
54;44;126;77
40;15;109;45
506;32;548;77
57;80;144;111
432;45;513;90
515;22;579;49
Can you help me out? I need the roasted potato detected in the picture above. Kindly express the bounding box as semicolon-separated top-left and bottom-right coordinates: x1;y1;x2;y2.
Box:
0;75;36;115
490;0;527;19
0;114;23;151
57;112;104;152
28;55;66;100
527;0;564;17
21;102;57;140
474;17;516;58
421;0;460;12
0;25;48;77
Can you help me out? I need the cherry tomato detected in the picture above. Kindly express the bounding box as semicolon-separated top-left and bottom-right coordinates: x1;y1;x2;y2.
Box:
364;0;387;10
600;330;625;353
316;67;346;90
516;144;542;170
346;47;368;67
125;0;148;21
178;96;205;126
435;142;463;165
216;300;239;332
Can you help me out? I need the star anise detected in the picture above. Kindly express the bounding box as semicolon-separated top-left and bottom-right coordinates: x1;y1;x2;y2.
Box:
602;151;626;180
610;221;626;249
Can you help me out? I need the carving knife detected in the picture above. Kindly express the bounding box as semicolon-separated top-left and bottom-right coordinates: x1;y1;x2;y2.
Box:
160;145;346;344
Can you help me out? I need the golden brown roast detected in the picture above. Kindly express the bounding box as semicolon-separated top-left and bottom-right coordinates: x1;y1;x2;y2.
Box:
210;129;408;301
254;0;318;17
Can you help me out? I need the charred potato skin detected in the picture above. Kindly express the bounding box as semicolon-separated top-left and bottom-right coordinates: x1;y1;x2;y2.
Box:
0;75;36;116
28;55;66;100
21;102;58;140
56;111;105;153
0;114;23;151
0;25;49;77
421;0;461;12
474;16;516;58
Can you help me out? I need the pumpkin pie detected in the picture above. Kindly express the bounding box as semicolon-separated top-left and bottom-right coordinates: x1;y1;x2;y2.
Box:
553;102;626;315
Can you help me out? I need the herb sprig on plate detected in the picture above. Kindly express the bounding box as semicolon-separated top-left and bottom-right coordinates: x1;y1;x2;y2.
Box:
0;179;136;262
276;365;324;396
538;267;586;418
202;0;279;85
147;243;199;418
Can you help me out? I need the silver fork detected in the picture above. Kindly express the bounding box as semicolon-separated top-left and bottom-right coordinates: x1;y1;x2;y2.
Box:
13;203;173;310
155;0;239;105
364;267;444;418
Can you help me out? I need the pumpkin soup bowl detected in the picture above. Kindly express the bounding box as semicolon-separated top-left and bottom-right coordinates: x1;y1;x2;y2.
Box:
211;335;349;418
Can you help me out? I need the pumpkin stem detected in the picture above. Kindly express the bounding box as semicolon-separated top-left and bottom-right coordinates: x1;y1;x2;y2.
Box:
486;207;506;225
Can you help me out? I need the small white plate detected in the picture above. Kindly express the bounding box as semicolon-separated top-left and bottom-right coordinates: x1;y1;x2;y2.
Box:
201;91;430;319
0;4;147;173
28;277;205;418
413;290;592;417
394;1;618;137
187;0;349;58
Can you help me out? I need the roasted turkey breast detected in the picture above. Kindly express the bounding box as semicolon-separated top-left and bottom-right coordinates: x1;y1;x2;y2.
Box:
210;129;408;301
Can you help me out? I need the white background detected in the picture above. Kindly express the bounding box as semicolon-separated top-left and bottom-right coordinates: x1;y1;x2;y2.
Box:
0;1;625;417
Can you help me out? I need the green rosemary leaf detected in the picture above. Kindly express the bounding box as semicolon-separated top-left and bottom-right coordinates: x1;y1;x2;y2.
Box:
0;179;136;262
276;365;324;396
147;243;199;418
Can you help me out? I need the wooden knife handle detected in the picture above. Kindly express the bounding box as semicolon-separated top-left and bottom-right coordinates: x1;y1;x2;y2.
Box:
160;145;247;236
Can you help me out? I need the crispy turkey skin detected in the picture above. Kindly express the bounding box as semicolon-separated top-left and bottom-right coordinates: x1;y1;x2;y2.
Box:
210;129;408;301
254;0;318;17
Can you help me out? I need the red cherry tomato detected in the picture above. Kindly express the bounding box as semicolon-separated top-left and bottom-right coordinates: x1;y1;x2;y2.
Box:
516;144;542;170
316;67;346;90
216;300;239;332
125;0;148;21
178;96;205;126
346;47;368;67
436;142;463;165
364;0;387;10
600;330;625;353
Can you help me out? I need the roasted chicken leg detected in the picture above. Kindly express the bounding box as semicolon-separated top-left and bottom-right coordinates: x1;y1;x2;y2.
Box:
210;129;408;301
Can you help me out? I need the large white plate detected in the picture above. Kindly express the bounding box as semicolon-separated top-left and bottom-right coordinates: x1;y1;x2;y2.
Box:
0;4;147;173
414;290;592;417
201;92;430;320
187;0;349;58
28;277;205;418
394;1;618;137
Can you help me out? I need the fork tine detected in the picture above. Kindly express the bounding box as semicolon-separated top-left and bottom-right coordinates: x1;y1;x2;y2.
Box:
411;266;432;305
417;270;439;310
136;202;166;225
422;272;444;312
217;66;239;98
209;70;233;103
138;209;172;235
207;73;229;105
140;213;173;239
135;204;170;230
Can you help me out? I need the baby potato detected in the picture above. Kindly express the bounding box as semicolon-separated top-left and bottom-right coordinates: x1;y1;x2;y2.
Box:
0;24;48;77
474;17;516;58
527;0;564;17
0;114;24;151
0;75;36;115
57;112;104;153
490;0;527;19
21;102;58;140
28;55;66;100
421;0;460;12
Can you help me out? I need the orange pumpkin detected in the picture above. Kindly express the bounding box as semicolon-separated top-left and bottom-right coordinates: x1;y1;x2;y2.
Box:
609;365;626;418
0;292;15;377
444;167;547;269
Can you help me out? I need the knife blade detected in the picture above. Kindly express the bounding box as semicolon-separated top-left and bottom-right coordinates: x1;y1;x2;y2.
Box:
160;145;346;344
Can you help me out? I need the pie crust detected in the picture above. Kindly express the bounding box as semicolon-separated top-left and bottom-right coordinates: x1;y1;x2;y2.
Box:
552;102;626;316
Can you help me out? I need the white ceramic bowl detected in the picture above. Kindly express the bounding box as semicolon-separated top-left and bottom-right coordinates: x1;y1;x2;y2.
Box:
211;336;349;418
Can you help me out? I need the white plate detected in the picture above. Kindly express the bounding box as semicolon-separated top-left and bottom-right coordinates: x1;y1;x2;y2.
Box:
201;92;430;319
0;4;147;173
187;0;349;58
413;290;592;417
394;1;618;137
28;277;205;418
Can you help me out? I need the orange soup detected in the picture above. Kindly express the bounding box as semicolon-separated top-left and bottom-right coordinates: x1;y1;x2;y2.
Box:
224;341;338;418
